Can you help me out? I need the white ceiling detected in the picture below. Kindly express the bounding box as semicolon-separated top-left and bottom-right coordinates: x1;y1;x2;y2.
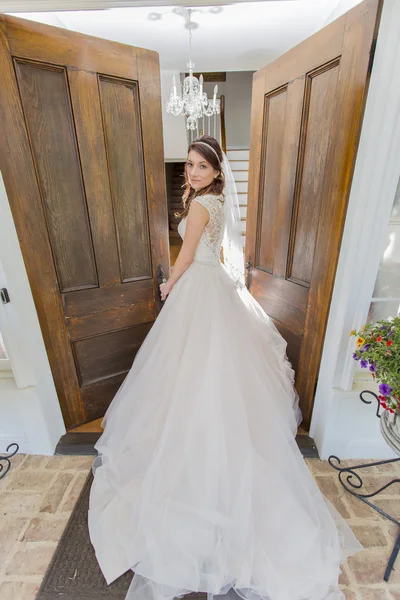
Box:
9;0;362;71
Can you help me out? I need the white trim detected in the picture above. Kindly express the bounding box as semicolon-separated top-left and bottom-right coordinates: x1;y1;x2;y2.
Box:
310;0;400;458
0;172;66;454
313;379;398;460
0;368;13;377
0;175;36;389
1;0;300;10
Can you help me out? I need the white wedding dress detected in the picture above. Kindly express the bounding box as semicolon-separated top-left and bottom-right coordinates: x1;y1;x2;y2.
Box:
88;193;363;600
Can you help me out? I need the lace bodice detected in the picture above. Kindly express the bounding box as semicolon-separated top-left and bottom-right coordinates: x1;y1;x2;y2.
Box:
177;194;225;266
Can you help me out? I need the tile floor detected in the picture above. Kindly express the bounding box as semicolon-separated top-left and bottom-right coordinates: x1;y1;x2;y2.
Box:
0;453;399;600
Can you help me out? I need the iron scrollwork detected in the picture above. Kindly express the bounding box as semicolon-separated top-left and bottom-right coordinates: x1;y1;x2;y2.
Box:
328;389;400;581
0;443;20;480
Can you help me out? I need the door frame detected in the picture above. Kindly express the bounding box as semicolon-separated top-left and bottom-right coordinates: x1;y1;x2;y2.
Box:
1;2;399;456
310;0;400;458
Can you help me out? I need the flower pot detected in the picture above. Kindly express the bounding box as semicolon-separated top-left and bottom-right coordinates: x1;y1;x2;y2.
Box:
380;410;400;457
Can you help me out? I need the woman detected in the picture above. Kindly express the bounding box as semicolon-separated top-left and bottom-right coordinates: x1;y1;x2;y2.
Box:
88;135;363;600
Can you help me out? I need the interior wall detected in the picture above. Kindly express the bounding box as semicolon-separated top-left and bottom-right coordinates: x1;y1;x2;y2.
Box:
161;70;188;162
203;71;254;149
157;70;255;158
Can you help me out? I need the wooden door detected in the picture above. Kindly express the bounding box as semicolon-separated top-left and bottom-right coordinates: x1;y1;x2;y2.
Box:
246;0;382;428
0;15;169;430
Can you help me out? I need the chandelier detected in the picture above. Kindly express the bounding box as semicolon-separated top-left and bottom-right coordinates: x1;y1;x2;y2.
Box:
166;8;220;131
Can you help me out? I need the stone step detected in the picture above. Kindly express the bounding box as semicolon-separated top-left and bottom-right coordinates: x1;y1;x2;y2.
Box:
235;181;248;193
233;171;248;182
226;149;249;161
230;161;249;171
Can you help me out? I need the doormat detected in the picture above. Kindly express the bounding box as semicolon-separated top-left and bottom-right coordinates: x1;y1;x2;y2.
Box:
36;471;206;600
54;432;319;458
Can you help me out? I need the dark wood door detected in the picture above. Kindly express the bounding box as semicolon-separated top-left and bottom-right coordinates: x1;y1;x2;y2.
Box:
0;15;169;429
246;0;382;428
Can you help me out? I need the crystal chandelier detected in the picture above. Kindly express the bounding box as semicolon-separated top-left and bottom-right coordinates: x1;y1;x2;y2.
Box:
166;9;220;131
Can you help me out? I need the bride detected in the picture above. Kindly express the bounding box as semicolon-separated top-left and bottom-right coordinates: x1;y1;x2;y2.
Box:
88;135;363;600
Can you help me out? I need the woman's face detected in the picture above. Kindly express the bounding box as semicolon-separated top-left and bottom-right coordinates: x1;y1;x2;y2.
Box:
186;150;219;191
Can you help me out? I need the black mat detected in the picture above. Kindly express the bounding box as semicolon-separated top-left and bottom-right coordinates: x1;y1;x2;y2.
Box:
36;471;134;599
55;432;319;459
36;471;205;600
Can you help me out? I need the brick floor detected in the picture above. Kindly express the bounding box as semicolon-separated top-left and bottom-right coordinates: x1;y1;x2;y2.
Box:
0;454;399;599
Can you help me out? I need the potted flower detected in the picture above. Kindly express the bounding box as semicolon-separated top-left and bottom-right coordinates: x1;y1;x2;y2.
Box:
350;316;400;455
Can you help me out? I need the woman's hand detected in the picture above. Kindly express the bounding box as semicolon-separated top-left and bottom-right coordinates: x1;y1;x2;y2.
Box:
159;280;173;302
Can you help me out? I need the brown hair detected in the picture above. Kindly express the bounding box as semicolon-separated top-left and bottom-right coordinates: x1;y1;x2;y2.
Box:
175;135;225;220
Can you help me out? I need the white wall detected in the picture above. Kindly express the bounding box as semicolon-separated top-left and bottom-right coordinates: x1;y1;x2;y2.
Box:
310;0;400;459
203;71;254;149
0;174;65;455
321;0;363;27
161;70;188;162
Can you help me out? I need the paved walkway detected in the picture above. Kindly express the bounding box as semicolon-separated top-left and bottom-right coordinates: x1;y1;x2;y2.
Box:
0;454;399;599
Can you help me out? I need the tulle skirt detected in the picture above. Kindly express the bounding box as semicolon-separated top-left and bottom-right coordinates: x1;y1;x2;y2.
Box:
88;259;363;600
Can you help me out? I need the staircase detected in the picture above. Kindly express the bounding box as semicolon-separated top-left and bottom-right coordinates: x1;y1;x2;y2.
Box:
169;162;185;238
226;148;249;250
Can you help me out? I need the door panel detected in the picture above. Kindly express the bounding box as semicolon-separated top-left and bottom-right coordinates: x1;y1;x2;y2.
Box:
247;0;382;428
0;15;169;429
99;77;152;282
68;69;121;288
74;322;153;387
15;60;99;293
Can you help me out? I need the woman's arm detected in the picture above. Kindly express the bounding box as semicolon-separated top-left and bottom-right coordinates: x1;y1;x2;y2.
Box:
160;201;210;300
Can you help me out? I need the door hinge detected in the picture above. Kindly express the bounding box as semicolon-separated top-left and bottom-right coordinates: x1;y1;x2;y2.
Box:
368;38;377;75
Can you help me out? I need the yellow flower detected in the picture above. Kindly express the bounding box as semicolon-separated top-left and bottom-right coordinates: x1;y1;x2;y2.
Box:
361;325;366;332
349;329;357;337
356;336;365;348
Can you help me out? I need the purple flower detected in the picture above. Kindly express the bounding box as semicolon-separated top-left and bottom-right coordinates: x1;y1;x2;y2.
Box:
369;362;376;373
360;359;368;368
363;344;371;351
379;383;393;396
352;352;360;360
